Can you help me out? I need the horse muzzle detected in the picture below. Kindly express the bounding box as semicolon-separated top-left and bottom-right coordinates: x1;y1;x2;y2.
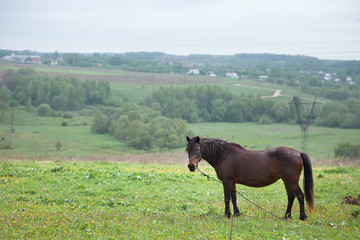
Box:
188;163;196;172
188;159;200;172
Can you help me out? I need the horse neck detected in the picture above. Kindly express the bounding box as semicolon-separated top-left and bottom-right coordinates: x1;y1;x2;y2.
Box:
200;140;221;168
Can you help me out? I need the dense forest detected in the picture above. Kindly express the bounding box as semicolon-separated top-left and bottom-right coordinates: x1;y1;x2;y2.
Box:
144;85;360;128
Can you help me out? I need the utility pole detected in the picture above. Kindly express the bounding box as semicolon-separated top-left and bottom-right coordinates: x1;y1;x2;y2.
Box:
292;96;317;153
9;101;18;141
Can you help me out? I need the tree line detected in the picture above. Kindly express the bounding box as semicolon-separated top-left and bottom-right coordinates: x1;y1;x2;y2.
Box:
0;68;110;112
144;85;360;128
144;85;297;123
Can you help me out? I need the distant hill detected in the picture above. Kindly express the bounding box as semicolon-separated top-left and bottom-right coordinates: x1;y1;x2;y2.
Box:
1;49;359;77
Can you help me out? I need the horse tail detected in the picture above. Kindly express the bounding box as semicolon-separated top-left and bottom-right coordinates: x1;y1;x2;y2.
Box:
301;152;314;212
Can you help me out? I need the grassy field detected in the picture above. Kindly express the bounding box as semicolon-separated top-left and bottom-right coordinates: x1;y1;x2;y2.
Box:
0;160;359;239
1;107;360;163
0;107;125;159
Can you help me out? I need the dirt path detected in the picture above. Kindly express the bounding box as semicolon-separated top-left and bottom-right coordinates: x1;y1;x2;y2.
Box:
232;83;327;103
232;83;285;98
261;89;282;98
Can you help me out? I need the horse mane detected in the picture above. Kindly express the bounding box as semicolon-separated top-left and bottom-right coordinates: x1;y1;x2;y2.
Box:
187;137;243;165
202;138;244;164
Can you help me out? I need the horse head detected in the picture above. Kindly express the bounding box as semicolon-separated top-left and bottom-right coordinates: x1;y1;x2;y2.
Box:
186;136;202;172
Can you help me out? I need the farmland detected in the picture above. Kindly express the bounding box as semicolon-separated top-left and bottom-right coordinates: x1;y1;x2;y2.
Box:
0;62;329;104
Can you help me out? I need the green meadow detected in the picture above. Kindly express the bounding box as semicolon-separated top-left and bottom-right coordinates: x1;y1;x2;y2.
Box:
0;161;359;239
1;107;360;161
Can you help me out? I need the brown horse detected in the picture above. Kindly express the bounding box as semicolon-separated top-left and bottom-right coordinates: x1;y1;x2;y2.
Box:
186;136;314;220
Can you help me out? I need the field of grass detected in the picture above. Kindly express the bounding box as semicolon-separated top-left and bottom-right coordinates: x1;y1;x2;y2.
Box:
0;63;127;76
1;107;360;163
0;107;126;159
0;160;359;239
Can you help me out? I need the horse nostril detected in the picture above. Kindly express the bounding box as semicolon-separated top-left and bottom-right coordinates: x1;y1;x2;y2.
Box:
188;164;195;172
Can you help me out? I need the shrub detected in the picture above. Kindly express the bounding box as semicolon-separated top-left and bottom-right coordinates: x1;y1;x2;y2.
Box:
334;142;360;158
91;111;108;134
38;104;52;116
258;114;272;125
63;113;74;119
0;144;12;150
55;141;62;151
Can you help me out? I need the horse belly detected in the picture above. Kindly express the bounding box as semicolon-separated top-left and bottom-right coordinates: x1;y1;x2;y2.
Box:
238;172;280;187
234;157;280;187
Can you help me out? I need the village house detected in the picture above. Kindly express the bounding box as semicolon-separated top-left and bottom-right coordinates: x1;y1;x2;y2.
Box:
3;53;41;64
259;75;269;81
225;72;239;79
207;71;216;77
187;69;200;75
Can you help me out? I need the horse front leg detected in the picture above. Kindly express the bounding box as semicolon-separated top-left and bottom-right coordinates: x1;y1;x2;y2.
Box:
222;181;232;218
231;183;241;217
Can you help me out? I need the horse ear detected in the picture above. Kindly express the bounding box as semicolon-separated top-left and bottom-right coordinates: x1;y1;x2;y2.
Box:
195;136;200;143
186;136;190;142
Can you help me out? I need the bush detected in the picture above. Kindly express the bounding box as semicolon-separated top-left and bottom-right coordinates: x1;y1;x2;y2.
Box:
0;144;12;150
258;114;272;125
63;113;74;119
91;111;108;134
334;142;360;158
55;141;62;151
38;104;52;116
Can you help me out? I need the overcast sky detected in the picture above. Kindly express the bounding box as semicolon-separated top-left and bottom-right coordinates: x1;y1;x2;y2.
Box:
1;0;360;60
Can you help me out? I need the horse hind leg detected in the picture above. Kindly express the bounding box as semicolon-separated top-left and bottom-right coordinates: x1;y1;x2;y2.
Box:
286;182;307;220
294;186;307;220
285;189;295;219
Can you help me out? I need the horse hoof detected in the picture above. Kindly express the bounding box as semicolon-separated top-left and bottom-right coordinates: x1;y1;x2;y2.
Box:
300;215;307;221
224;214;231;218
285;213;292;219
234;212;242;217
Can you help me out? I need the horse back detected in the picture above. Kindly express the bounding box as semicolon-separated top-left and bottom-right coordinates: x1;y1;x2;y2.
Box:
217;146;303;187
218;147;279;187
